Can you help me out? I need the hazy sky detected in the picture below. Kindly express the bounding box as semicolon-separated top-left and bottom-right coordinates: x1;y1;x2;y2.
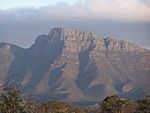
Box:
0;0;150;49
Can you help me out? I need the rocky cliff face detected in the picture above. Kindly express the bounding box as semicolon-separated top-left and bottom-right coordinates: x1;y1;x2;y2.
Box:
0;28;150;105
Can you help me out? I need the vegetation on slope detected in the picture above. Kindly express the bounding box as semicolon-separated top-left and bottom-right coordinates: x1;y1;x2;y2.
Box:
0;84;150;113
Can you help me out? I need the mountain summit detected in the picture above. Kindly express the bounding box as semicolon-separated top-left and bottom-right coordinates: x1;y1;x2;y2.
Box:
0;28;150;105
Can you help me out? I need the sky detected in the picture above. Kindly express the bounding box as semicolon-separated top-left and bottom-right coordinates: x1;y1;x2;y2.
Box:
0;0;150;49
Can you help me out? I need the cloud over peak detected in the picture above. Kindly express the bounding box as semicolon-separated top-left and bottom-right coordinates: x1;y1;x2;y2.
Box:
0;0;150;22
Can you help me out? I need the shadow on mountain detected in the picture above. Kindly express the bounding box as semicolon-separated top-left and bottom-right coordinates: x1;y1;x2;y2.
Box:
76;38;97;91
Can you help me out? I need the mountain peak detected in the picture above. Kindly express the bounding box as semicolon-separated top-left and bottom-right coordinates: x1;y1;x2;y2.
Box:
48;27;97;43
33;28;147;53
49;27;83;33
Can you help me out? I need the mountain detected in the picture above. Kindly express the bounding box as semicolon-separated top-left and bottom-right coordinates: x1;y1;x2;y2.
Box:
0;28;150;105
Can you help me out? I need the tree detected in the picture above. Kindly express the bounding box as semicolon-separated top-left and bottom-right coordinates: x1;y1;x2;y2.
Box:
100;96;124;113
137;96;150;113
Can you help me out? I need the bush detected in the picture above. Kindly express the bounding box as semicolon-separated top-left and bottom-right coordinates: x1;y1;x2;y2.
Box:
0;84;26;113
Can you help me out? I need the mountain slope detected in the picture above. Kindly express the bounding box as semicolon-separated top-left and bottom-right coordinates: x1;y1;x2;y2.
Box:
0;28;150;104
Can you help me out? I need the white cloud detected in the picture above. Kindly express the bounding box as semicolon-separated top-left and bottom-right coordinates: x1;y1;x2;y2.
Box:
85;0;150;22
34;0;150;22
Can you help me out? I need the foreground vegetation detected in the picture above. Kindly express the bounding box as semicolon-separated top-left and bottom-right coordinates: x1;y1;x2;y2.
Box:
0;84;150;113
